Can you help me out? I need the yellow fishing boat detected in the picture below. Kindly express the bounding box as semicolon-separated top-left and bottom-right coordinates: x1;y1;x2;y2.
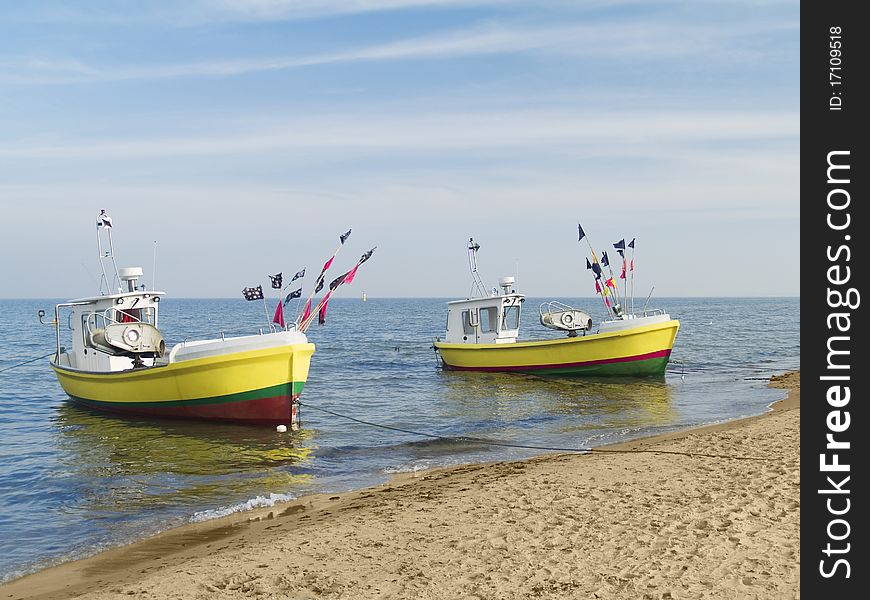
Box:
433;237;679;377
43;212;315;426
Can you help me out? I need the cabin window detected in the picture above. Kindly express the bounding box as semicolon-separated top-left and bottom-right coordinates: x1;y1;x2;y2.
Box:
480;307;498;333
461;310;476;335
502;305;520;330
139;307;156;325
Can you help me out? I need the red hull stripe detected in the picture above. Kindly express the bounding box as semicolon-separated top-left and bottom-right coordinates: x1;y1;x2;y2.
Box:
444;349;671;372
68;393;300;424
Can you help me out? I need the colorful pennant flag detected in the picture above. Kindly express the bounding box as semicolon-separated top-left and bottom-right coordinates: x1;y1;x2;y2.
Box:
269;272;283;289
628;238;635;249
290;268;305;282
595;280;601;293
340;229;352;245
300;299;312;323
606;277;616;289
578;223;585;242
601;252;610;267
620;261;626;279
586;258;592;270
318;298;330;325
591;261;602;279
315;278;325;293
272;300;285;328
344;264;361;285
283;288;302;305
242;285;264;301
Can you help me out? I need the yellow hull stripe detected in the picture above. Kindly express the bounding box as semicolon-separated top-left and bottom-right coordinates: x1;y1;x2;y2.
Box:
52;343;315;405
434;320;679;370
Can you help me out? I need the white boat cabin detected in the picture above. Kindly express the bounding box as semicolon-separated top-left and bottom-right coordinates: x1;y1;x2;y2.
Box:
55;266;166;373
443;277;524;344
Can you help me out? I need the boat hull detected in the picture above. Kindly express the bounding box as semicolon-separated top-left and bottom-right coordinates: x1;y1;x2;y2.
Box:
51;341;315;424
434;319;679;377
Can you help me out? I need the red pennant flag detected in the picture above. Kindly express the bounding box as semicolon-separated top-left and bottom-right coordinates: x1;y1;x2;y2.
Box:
344;264;361;285
606;277;616;289
604;296;611;307
300;299;312;324
272;299;285;328
318;298;330;325
630;259;634;272
620;259;626;279
595;280;601;293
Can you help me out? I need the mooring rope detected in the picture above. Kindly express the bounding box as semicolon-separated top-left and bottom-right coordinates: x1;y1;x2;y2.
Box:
298;402;771;461
0;352;55;374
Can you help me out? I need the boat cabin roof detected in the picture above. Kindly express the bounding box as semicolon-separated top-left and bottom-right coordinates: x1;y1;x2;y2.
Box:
68;290;166;304
446;292;525;308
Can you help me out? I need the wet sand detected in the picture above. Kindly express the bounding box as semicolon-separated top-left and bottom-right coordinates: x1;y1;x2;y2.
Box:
2;371;799;600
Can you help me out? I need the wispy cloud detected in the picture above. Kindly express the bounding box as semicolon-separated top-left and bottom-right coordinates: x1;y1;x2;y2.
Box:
0;108;798;160
0;17;796;85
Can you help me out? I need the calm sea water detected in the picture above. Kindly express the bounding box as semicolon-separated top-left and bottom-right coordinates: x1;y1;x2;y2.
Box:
0;297;798;582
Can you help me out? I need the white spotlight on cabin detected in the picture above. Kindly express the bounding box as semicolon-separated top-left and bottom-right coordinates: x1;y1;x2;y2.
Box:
276;424;287;433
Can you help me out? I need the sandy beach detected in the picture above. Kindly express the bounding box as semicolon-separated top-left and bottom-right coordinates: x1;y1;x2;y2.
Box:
3;371;799;600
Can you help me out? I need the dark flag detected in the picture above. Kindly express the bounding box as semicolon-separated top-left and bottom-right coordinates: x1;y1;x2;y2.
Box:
359;247;376;264
269;272;283;289
97;209;113;228
600;252;610;267
578;223;585;242
283;288;302;305
329;272;349;291
290;268;305;282
613;239;625;257
586;258;592;270
591;262;602;279
628;238;635;249
243;285;264;301
340;229;352;245
314;278;325;293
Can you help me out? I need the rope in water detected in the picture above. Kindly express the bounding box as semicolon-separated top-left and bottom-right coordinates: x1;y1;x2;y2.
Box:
298;402;770;461
0;352;55;374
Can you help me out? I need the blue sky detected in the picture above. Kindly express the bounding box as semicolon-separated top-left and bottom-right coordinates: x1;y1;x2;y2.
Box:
0;0;799;299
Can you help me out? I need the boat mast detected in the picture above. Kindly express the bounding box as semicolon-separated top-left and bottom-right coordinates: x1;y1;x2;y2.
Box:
96;210;120;295
467;238;486;298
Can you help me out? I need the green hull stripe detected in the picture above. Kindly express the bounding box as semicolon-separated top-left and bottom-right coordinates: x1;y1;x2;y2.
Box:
79;381;306;408
516;356;669;377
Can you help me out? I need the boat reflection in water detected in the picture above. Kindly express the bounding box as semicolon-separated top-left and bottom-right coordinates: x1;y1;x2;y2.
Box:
52;403;315;514
437;370;676;444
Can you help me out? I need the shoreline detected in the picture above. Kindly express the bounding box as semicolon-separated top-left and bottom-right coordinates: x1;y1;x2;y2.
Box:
2;371;800;599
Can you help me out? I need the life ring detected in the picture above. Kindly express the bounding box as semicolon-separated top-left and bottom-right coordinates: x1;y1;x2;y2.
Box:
561;312;574;326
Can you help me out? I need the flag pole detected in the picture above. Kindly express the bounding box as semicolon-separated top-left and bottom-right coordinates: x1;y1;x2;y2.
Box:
261;295;270;327
601;250;624;318
629;238;636;315
578;224;614;320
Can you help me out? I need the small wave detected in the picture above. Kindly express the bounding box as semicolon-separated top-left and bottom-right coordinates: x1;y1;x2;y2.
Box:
383;462;431;475
189;493;296;523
